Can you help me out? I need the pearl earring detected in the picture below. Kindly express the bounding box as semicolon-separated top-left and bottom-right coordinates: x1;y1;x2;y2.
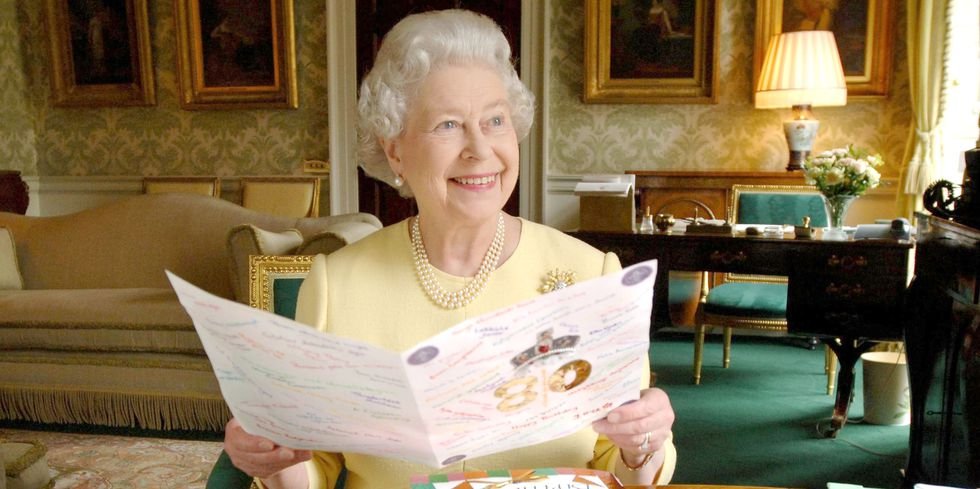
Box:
393;175;403;187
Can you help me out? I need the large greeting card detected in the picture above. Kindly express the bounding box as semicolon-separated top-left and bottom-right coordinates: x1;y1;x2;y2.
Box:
168;260;656;468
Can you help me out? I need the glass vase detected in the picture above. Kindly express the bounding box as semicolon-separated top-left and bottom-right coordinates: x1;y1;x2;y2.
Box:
822;194;858;241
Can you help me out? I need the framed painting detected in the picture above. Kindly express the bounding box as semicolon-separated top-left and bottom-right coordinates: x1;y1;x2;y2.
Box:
44;0;155;107
584;0;719;104
754;0;895;98
174;0;298;109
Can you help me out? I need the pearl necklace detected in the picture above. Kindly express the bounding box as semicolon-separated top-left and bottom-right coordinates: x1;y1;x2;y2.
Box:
410;213;505;310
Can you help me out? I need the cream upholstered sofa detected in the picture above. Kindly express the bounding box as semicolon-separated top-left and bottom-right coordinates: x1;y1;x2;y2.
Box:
0;193;381;432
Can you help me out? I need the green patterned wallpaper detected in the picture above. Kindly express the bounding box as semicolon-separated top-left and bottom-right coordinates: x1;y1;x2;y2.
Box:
5;0;328;178
548;0;911;178
0;0;36;175
1;1;911;181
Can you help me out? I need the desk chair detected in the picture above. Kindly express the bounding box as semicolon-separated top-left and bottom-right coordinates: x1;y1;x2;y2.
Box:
241;176;321;218
693;185;836;393
142;176;220;197
207;255;347;489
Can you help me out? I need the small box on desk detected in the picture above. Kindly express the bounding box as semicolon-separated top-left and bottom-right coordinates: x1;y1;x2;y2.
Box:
575;174;635;233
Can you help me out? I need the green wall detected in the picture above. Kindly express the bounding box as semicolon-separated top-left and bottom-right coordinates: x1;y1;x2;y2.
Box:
3;0;328;178
1;1;911;181
548;0;911;178
0;0;36;176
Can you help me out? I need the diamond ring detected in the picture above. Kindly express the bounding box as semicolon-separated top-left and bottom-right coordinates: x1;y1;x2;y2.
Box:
638;431;651;451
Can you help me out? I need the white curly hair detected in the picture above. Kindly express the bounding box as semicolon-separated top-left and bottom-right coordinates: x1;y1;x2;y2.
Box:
356;9;536;197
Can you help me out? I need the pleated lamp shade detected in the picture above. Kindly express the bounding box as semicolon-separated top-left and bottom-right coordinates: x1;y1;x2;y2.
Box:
755;30;847;109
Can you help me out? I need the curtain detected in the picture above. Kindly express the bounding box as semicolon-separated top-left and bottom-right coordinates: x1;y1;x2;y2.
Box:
898;0;951;217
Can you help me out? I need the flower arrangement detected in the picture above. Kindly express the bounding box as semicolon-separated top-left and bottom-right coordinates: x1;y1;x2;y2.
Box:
802;145;884;198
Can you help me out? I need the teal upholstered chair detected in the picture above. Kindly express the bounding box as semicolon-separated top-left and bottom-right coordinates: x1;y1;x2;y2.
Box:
693;185;836;392
207;255;347;489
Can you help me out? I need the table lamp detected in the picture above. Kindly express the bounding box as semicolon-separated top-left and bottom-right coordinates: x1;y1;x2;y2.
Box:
755;30;847;171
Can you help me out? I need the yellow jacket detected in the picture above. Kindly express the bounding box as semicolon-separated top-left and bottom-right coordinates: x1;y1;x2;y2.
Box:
290;218;676;489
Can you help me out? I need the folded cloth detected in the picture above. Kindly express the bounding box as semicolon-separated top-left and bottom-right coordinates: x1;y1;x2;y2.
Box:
2;440;51;489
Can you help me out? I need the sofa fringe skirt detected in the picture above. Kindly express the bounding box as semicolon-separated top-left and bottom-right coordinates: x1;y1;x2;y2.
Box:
0;387;230;432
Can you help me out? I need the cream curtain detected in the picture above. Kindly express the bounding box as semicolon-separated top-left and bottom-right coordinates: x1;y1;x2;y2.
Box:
898;0;951;217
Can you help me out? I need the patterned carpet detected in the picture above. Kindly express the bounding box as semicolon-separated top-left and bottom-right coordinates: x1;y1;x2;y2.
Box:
1;428;223;489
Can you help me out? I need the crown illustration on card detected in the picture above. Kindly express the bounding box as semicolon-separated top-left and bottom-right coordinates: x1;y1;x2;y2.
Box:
509;328;580;369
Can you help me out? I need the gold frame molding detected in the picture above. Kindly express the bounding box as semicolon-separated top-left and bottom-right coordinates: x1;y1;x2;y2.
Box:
174;0;298;110
44;0;155;107
248;254;313;312
753;0;895;99
584;0;719;104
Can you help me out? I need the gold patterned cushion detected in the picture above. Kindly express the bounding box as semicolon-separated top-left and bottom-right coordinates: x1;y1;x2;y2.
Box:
0;227;23;290
227;225;304;303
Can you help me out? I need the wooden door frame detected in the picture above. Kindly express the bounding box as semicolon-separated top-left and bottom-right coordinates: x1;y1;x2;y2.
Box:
326;0;547;222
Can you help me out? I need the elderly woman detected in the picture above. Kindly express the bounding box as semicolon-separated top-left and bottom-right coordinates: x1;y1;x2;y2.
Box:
223;9;676;489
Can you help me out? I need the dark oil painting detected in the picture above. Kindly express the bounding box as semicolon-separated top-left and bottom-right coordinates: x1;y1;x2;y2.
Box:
782;0;869;76
610;0;698;79
198;0;275;87
68;0;134;85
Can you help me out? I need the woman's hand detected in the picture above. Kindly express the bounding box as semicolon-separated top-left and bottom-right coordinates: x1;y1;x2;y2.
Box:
592;387;674;465
224;418;312;480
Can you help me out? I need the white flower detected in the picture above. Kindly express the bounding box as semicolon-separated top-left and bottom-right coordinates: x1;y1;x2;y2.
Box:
848;159;868;174
802;144;885;198
867;167;881;185
825;168;845;185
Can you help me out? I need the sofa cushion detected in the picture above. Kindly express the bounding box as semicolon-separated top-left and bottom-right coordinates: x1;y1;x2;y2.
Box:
0;227;23;290
0;289;204;354
227;225;304;303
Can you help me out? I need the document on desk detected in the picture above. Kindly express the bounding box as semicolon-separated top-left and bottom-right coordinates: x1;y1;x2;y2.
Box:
167;259;656;468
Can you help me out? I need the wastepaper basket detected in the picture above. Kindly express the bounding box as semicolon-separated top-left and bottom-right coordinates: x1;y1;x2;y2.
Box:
861;351;910;425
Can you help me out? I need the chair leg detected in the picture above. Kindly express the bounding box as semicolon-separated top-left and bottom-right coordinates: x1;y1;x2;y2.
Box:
722;327;732;368
825;344;837;395
693;323;706;385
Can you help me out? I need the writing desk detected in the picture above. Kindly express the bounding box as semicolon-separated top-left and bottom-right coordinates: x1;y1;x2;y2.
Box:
569;229;913;437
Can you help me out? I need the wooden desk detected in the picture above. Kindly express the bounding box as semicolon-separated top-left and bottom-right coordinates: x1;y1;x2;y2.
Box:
904;215;980;488
569;229;913;437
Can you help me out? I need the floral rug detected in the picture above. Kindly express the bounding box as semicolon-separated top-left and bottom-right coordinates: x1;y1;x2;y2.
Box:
1;428;223;489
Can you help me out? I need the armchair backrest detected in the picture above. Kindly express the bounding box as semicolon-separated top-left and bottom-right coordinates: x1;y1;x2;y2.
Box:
241;176;321;218
143;176;221;197
729;184;828;227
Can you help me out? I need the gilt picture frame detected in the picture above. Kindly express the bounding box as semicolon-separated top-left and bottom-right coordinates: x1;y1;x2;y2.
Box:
584;0;719;104
45;0;155;107
754;0;895;99
174;0;298;109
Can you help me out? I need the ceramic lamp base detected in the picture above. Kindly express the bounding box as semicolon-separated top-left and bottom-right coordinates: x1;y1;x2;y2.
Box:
782;115;820;172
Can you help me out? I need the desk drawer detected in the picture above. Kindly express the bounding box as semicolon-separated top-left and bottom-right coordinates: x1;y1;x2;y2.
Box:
791;248;909;276
787;273;907;339
670;240;790;274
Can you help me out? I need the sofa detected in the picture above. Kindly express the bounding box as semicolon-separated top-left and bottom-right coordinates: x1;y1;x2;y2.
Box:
0;193;382;432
